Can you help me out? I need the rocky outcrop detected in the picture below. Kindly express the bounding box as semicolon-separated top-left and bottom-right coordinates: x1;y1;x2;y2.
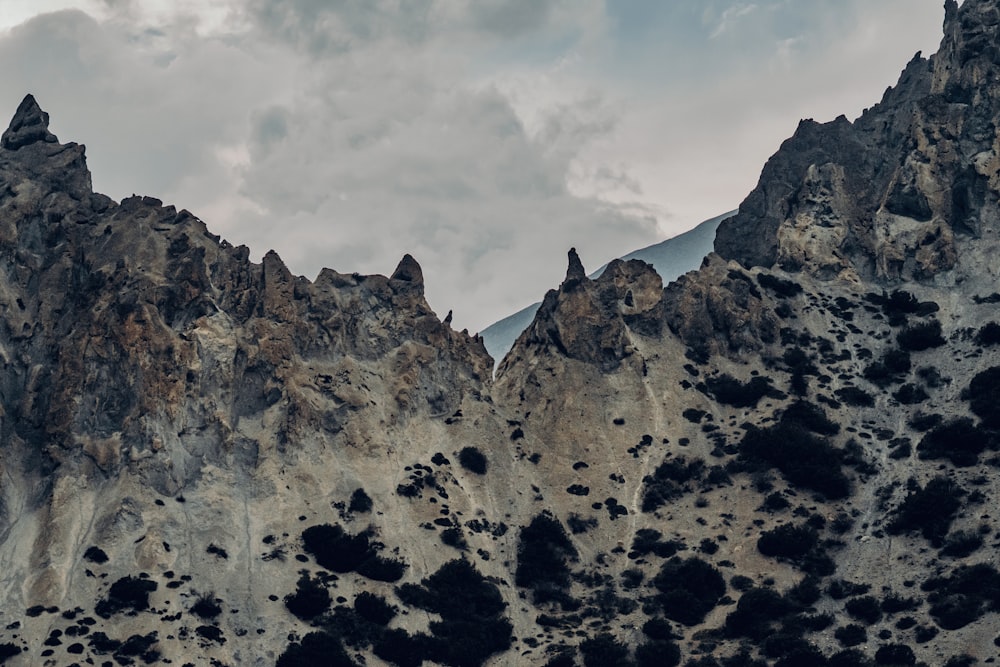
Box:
715;0;1000;287
497;249;664;374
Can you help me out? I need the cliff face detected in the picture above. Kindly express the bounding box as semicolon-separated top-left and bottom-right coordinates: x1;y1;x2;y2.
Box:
715;0;1000;287
3;2;1000;667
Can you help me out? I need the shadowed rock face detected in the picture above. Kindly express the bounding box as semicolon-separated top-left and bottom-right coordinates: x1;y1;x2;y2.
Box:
715;0;1000;285
5;3;1000;666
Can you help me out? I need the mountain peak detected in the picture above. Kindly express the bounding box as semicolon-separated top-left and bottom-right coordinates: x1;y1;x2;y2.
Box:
1;94;58;151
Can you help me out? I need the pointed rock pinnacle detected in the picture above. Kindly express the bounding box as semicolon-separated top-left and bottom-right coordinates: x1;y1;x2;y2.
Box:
390;254;424;287
566;248;586;282
2;94;59;151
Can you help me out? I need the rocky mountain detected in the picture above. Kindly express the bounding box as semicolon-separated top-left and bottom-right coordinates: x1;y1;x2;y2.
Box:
481;212;733;370
2;1;1000;666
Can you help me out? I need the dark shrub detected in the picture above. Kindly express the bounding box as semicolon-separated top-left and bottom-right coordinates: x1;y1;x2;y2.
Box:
757;273;803;298
95;576;158;618
880;593;918;614
373;629;433;667
277;631;358;667
636;640;680;667
190;591;222;619
356;555;407;583
828;649;873;667
782;401;839;435
515;514;578;607
939;530;983;558
653;556;726;626
705;374;775;408
896;320;945;351
396;559;512;667
738;420;849;499
83;546;109;564
967;366;1000;428
864;349;911;387
725;587;794;640
642;456;706;512
874;644;915;665
922;563;1000;629
943;656;976;667
353;592;395;626
893;384;928;404
579;634;631;667
975;322;1000;346
302;524;370;573
835;387;874;407
301;524;406;581
285;574;331;620
835;624;867;647
348;488;373;514
887;477;964;545
458;447;488;475
440;527;468;551
757;524;818;560
845;596;882;625
917;418;989;467
0;644;21;663
762;492;790;512
642;617;675;641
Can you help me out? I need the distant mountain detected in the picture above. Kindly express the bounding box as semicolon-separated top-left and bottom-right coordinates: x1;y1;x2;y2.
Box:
480;211;734;366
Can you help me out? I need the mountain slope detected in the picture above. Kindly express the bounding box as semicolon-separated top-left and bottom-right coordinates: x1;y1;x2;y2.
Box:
0;2;999;667
481;211;732;367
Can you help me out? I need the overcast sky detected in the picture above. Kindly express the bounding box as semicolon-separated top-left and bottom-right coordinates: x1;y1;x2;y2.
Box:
0;1;945;332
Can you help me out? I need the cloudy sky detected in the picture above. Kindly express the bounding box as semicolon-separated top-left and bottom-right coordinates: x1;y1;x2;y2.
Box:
0;1;945;332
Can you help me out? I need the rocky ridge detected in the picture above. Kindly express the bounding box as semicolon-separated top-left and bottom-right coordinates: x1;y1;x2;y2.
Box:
2;2;1000;666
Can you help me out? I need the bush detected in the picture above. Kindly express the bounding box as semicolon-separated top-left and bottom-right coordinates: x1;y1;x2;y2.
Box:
864;349;911;386
395;559;512;667
636;640;681;667
705;374;775;408
835;386;874;407
95;576;158;618
916;418;989;467
84;546;109;564
277;631;358;667
353;592;396;626
302;524;406;582
738;419;850;499
893;384;929;404
515;514;578;607
458;447;488;475
348;488;373;514
887;477;964;545
922;563;1000;629
725;587;794;640
834;624;867;647
653;556;726;626
896;320;945;351
757;524;818;560
967;366;1000;428
580;634;631;667
757;273;804;298
285;574;331;620
190;591;222;619
845;596;882;625
874;644;915;666
975;322;1000;346
642;456;706;512
939;530;983;558
828;649;873;667
440;527;468;551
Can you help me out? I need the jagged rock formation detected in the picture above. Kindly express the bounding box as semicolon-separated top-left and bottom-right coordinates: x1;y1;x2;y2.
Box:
3;2;1000;667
